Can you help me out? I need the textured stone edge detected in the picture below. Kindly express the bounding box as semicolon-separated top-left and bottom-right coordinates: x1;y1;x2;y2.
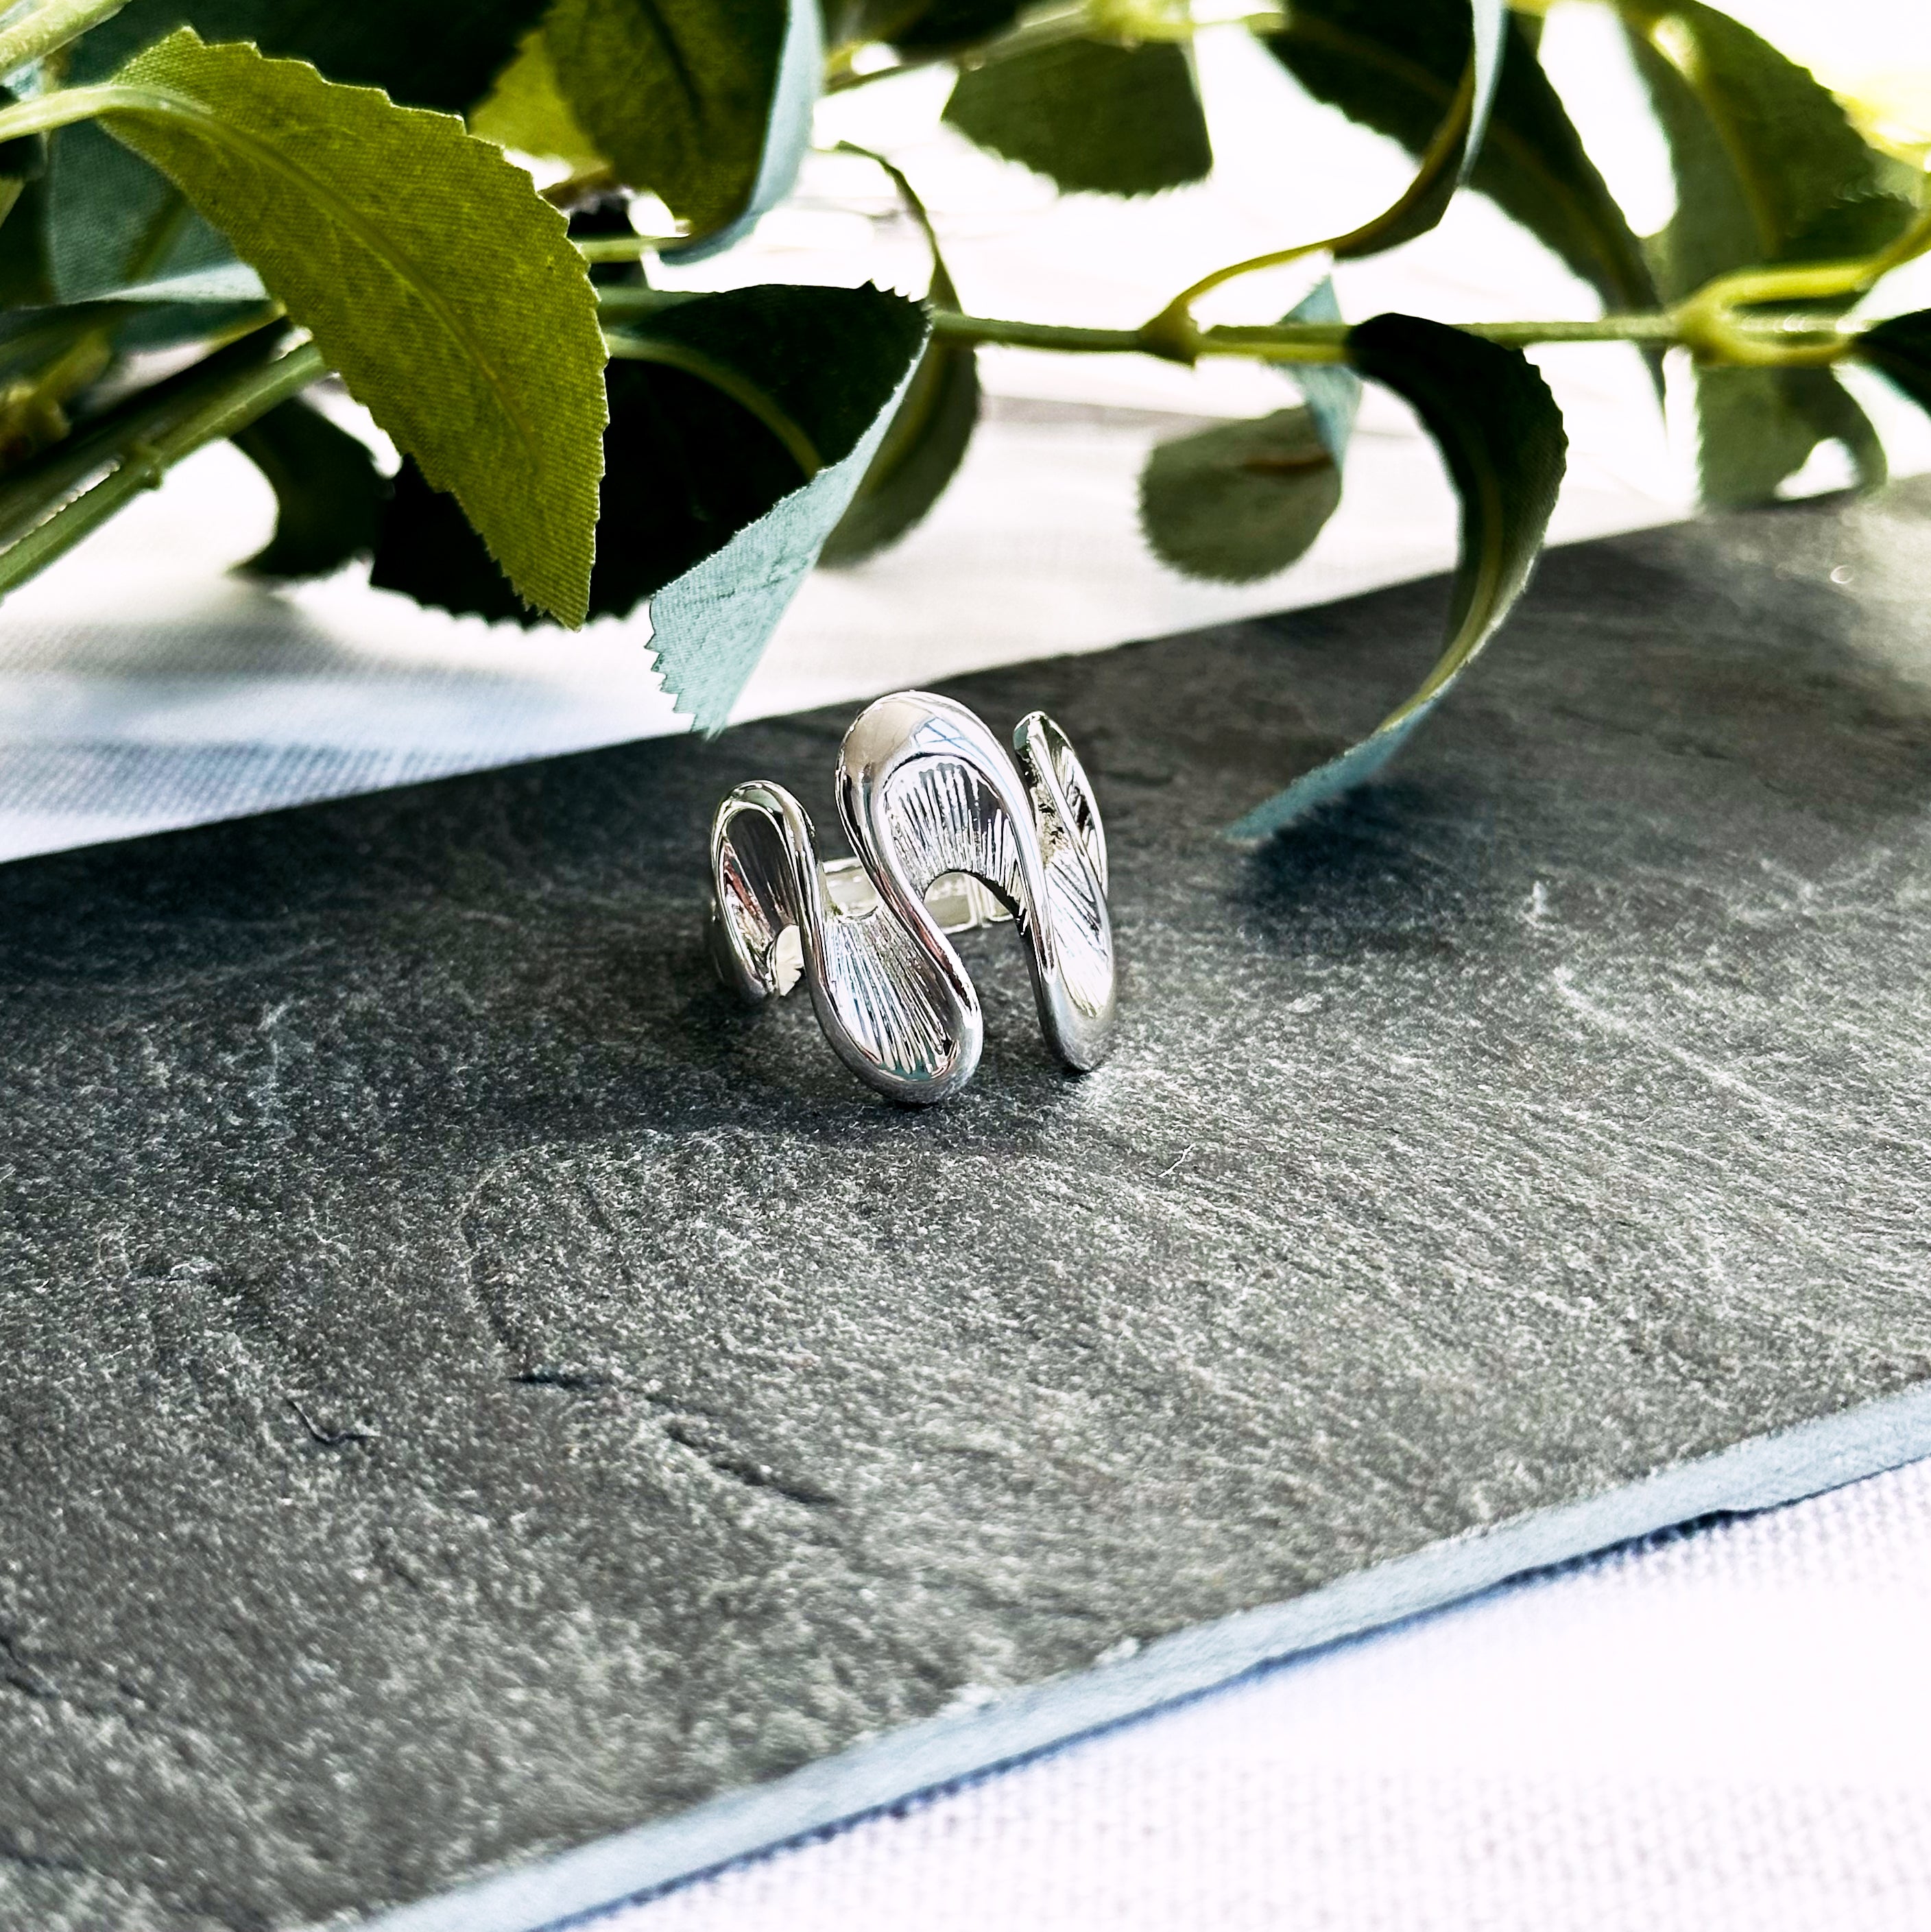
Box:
346;1379;1931;1932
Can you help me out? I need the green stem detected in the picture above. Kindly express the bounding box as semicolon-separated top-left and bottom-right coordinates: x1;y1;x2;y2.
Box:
0;0;128;81
0;334;323;600
596;287;1845;366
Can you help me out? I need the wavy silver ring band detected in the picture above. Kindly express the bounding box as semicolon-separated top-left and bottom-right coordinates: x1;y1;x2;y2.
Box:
708;690;1116;1104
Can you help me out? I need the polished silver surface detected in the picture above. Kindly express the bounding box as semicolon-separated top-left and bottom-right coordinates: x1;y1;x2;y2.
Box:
710;690;1115;1103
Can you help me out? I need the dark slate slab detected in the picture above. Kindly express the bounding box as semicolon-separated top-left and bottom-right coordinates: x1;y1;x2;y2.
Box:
3;481;1931;1932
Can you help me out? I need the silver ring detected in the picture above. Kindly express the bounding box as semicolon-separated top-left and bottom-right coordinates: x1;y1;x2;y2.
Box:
709;690;1116;1104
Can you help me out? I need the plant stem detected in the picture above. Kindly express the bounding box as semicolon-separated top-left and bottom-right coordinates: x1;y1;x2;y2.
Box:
595;286;1841;366
0;0;128;81
0;334;323;601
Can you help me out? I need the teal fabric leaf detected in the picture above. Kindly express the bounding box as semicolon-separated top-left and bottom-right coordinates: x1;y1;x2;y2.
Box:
649;361;918;729
1227;313;1566;843
1284;276;1360;463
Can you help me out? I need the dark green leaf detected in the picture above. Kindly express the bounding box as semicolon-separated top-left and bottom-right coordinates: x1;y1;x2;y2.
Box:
1227;313;1566;841
818;329;977;567
545;0;816;250
883;0;1022;51
1622;0;1916;505
1262;0;1656;309
67;0;551;113
372;284;928;725
1695;366;1884;508
99;29;608;624
0;174;55;307
1139;407;1340;584
821;148;979;565
1858;309;1931;416
230;396;390;580
944;40;1211;198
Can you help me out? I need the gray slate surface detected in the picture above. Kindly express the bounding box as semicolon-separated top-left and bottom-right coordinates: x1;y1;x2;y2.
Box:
3;482;1931;1932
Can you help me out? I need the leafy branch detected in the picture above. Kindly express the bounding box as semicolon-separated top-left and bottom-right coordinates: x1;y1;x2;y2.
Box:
0;0;1923;826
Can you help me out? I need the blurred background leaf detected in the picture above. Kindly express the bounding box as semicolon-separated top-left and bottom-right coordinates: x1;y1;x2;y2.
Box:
232;396;391;580
944;39;1212;198
1140;407;1341;583
1261;0;1655;306
1622;0;1919;505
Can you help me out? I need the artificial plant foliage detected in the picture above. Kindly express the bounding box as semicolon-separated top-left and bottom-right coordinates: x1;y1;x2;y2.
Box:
98;29;607;623
820;145;979;567
1140;407;1341;584
1860;311;1931;414
374;283;927;630
0;0;1923;822
944;38;1211;197
231;395;390;579
1264;0;1653;308
1623;0;1916;505
1228;313;1568;840
546;0;802;239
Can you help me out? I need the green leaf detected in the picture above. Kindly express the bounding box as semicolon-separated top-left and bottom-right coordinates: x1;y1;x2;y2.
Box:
67;0;551;114
1694;366;1884;509
468;26;605;172
1139;407;1341;584
944;39;1212;198
230;395;390;580
887;0;1022;51
1226;313;1567;842
817;323;976;567
821;147;979;566
1262;0;1656;309
1622;1;1913;300
1858;309;1931;416
371;283;928;713
34;0;553;313
1622;0;1916;504
96;29;608;624
544;0;818;255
